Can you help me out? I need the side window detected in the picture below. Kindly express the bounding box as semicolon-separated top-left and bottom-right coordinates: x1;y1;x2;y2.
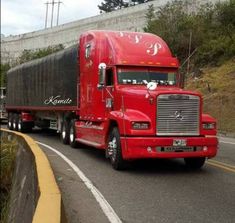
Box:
106;68;113;86
85;44;91;59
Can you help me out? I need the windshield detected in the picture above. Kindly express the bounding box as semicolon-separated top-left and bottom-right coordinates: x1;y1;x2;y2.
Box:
117;68;177;86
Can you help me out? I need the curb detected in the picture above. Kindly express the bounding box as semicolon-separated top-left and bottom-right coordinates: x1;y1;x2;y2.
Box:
1;128;66;223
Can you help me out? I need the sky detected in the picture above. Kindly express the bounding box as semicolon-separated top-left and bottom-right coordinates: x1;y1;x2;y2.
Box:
1;0;103;36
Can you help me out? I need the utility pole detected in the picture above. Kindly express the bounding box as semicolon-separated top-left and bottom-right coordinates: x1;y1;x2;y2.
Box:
56;1;62;26
44;1;63;29
45;2;49;28
51;0;55;28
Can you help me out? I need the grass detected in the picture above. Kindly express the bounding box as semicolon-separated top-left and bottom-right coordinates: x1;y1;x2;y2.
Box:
0;135;17;223
186;59;235;134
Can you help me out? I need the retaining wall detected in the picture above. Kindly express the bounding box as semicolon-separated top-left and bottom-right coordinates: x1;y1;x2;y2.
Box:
0;129;66;223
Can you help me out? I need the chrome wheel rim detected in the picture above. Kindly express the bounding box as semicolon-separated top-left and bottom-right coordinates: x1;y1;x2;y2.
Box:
109;137;117;161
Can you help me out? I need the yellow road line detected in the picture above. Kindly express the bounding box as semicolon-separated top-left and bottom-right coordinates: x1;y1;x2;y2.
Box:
207;160;235;173
208;160;235;169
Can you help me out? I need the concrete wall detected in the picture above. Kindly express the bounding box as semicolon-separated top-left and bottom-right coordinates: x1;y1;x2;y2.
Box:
1;0;223;64
0;129;65;223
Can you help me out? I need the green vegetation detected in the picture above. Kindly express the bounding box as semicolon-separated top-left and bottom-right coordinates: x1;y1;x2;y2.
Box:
98;0;154;13
186;59;235;134
18;44;64;64
0;137;17;222
144;0;235;69
0;64;10;87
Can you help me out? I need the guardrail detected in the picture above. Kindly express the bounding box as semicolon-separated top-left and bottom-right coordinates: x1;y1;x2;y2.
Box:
0;129;67;223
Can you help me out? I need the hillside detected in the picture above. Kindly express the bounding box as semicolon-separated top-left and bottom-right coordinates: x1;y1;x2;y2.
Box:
186;59;235;135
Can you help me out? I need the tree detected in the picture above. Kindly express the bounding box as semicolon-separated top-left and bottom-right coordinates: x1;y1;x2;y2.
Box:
18;44;64;64
98;0;153;13
98;0;128;13
0;63;10;87
144;4;156;33
144;0;235;68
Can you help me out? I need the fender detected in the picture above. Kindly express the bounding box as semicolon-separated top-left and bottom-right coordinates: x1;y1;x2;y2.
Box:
108;109;153;135
201;113;217;136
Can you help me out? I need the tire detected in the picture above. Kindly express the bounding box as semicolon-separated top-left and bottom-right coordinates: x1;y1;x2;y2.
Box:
8;113;13;130
184;157;206;169
18;117;31;133
69;120;78;148
12;114;19;131
18;118;23;132
108;127;128;170
61;120;69;144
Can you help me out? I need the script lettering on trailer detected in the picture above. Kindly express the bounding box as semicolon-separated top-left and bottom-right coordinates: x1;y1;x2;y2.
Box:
44;95;72;105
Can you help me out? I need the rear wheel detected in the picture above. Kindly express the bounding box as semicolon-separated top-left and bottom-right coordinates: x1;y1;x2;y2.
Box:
61;120;69;144
17;117;32;133
184;157;206;169
108;127;128;170
18;118;23;132
8;113;13;130
69;120;78;148
12;114;19;131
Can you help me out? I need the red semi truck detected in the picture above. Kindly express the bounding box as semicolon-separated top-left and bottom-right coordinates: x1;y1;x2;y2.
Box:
6;30;218;170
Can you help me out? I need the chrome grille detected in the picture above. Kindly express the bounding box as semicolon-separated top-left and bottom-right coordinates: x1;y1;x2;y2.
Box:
157;94;200;136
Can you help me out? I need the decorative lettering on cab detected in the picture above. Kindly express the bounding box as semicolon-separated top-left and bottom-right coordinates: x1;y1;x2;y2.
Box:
117;31;162;56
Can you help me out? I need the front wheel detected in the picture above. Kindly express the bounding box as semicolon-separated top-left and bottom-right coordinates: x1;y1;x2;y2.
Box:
184;157;206;169
108;127;128;170
69;120;78;148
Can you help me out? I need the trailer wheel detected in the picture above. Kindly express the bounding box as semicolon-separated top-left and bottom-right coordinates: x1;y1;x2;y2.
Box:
12;114;19;131
17;117;30;133
69;120;78;148
18;118;23;132
8;113;13;130
184;157;206;169
108;127;127;170
61;120;69;144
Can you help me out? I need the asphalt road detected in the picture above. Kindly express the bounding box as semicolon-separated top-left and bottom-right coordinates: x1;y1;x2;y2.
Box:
16;128;235;223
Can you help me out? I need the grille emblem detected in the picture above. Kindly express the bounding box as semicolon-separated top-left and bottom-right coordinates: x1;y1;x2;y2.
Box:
174;110;184;121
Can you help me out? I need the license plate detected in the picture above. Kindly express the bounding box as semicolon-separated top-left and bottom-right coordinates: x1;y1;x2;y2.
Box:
173;139;187;147
164;147;194;152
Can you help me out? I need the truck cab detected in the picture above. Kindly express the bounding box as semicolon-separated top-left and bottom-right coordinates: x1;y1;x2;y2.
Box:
76;31;218;170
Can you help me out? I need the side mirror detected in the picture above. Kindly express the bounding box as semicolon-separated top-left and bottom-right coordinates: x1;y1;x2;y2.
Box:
97;63;107;89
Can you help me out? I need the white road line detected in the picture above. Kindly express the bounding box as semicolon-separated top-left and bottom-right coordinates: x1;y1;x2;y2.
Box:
36;141;122;223
219;140;235;145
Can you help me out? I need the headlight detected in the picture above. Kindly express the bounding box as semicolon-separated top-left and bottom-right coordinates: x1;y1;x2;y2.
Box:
203;123;215;130
132;122;150;130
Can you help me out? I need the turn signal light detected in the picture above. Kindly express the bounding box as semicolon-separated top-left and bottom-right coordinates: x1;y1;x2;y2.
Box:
203;123;215;130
